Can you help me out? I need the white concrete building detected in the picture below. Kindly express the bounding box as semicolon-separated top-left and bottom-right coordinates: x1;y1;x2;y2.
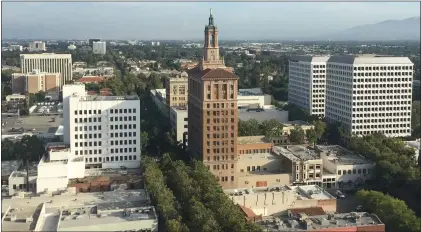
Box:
93;41;106;55
170;106;188;144
68;44;77;50
64;84;141;169
238;88;272;108
28;41;46;52
36;147;85;194
9;45;23;51
317;145;375;189
288;56;329;117
326;55;413;137
405;139;420;164
20;53;72;83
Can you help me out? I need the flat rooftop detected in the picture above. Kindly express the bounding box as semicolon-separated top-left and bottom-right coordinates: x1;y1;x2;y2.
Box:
225;185;334;201
2;190;156;232
238;136;269;144
9;162;38;177
256;212;384;231
316;145;374;165
283;120;312;127
238;108;289;123
79;95;139;101
285;145;320;161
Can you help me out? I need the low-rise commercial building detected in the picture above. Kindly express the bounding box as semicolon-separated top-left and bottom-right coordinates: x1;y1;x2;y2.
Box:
256;212;385;232
166;72;188;107
169;106;188;144
8;162;38;196
317;145;375;189
238;88;272;108
225;185;336;216
5;94;26;102
1;189;158;232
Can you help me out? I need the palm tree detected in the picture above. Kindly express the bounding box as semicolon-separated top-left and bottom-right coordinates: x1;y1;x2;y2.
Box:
15;135;45;192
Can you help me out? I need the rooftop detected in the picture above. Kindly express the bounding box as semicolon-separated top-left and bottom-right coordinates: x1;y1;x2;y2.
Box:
316;145;374;165
10;162;38;177
256;212;384;231
2;190;156;232
225;185;334;201
288;207;326;217
238;88;264;96
283;120;312;127
238;108;289;123
328;54;413;65
77;95;139;101
238;136;269;144
273;145;320;162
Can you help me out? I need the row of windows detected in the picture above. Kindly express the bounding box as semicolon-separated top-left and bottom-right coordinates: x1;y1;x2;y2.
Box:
353;130;410;135
352;125;410;130
74;117;102;123
110;116;137;122
352;95;411;101
216;176;234;182
206;155;236;161
351;66;413;71
75;149;102;155
353;72;412;77
110;124;137;130
75;133;104;139
353;77;412;82
206;102;236;109
12;183;36;190
75;141;102;147
110;147;137;153
110;108;137;114
75;126;103;132
111;140;137;145
74;109;102;115
110;132;137;138
338;168;372;175
86;155;137;163
352;118;410;123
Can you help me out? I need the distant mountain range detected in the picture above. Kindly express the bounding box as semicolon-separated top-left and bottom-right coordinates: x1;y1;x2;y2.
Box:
325;17;420;41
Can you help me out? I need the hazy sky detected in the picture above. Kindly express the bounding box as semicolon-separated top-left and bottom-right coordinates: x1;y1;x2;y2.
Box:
2;2;420;40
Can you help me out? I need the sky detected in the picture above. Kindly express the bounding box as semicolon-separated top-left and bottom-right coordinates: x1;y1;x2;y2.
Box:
2;2;420;40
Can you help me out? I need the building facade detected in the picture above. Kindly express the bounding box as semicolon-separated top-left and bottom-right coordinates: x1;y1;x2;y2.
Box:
166;71;188;107
326;55;413;137
12;70;61;94
28;41;46;52
288;56;329;117
93;41;106;55
63;84;141;169
187;10;239;188
20;53;72;84
288;55;413;137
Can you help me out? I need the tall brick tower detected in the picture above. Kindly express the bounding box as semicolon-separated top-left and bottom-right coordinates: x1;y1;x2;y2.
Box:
187;9;239;189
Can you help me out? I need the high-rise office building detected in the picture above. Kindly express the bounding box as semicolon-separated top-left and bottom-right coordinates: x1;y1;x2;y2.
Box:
325;55;413;137
187;9;239;189
288;55;413;137
93;41;106;55
20;53;72;85
89;39;101;47
166;72;189;107
63;84;141;169
288;56;329;117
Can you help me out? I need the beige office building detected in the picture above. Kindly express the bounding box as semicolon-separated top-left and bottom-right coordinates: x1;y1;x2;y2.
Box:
20;53;72;84
12;71;61;94
166;71;188;107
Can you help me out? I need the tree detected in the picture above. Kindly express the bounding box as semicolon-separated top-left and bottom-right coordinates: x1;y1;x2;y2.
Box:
306;128;317;147
411;101;420;137
356;190;420;232
140;131;149;152
1;139;16;161
260;119;284;138
15;135;45;192
313;120;326;142
289;125;305;144
238;119;261;136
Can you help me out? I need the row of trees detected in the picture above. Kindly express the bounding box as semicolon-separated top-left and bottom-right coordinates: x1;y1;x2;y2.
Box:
238;118;326;146
356;190;420;232
142;154;263;232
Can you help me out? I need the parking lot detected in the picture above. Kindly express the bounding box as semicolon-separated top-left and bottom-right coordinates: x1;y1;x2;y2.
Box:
1;115;62;135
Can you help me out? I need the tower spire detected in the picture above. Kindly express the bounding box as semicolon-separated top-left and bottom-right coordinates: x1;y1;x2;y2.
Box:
208;8;214;26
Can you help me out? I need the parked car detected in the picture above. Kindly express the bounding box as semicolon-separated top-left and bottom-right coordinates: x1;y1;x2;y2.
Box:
336;190;345;199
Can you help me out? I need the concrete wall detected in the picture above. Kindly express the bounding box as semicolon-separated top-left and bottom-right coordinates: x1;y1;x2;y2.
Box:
38;162;67;179
34;203;46;231
37;177;68;193
67;160;85;179
237;173;291;189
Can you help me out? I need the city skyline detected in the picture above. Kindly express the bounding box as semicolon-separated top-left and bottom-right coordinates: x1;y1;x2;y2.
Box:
2;2;419;40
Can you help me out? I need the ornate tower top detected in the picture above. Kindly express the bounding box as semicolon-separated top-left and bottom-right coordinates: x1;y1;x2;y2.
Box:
208;8;214;26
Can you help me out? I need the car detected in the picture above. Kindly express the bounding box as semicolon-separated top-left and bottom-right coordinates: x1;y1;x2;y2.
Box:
336;190;345;199
356;205;363;211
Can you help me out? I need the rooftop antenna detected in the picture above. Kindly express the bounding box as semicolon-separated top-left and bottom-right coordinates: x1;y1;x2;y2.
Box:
210;8;212;16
